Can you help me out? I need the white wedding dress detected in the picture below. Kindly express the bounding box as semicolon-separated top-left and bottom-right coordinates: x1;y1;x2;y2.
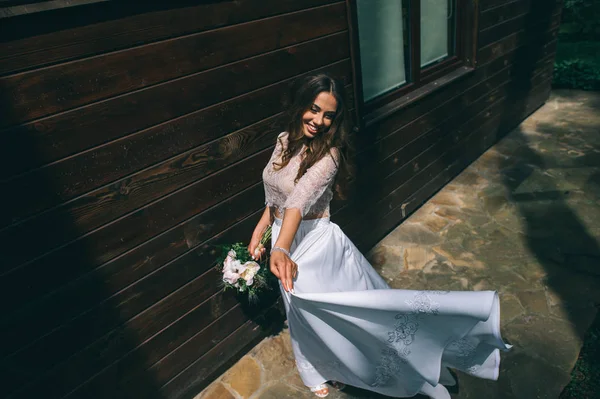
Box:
263;133;510;399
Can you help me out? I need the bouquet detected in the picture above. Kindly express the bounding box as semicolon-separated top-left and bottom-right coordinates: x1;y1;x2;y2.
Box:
214;225;273;303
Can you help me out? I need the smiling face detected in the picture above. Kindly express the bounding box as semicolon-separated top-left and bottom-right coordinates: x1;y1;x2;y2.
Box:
302;91;338;139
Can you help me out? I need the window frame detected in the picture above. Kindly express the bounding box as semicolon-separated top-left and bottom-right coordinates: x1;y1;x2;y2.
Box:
347;0;478;127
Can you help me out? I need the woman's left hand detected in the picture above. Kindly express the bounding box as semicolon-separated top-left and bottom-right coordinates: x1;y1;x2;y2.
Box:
247;234;266;261
270;251;298;292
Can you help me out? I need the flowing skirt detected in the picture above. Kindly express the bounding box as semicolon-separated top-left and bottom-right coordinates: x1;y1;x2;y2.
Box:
271;217;511;399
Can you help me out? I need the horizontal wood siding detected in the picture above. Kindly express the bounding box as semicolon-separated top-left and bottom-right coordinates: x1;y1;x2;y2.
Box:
0;2;348;399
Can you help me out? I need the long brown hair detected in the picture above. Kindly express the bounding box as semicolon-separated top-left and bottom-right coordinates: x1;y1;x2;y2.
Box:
274;74;354;199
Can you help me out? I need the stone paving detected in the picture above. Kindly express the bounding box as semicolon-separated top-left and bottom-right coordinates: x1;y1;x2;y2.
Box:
196;90;600;399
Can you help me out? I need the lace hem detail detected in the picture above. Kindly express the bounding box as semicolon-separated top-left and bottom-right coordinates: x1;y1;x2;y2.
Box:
372;291;449;387
447;337;481;374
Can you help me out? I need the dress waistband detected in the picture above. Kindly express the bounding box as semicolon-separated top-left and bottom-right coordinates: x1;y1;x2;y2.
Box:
273;216;330;229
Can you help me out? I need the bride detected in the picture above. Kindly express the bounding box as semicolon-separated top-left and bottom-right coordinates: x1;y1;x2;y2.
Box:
247;74;510;398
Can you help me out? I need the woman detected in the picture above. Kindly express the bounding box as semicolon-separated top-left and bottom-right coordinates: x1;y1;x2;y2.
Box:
248;74;510;398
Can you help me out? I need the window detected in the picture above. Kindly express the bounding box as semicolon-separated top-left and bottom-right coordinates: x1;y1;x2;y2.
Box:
349;0;475;121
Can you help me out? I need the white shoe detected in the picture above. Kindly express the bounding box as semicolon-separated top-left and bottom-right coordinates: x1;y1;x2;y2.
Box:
310;383;329;397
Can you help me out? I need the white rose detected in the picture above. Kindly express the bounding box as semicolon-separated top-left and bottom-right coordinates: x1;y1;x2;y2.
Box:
223;254;235;272
240;261;260;286
223;259;246;285
223;268;240;285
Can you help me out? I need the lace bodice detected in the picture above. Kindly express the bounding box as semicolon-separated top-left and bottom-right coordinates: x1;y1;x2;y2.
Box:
262;132;339;218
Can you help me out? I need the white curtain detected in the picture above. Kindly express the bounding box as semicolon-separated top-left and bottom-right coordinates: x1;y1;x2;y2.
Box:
421;0;450;67
357;0;406;101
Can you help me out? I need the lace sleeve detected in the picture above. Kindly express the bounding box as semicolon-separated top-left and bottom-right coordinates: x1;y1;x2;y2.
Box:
284;148;339;217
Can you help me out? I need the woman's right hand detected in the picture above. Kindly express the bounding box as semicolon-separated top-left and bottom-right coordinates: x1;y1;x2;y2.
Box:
270;251;298;292
247;235;265;261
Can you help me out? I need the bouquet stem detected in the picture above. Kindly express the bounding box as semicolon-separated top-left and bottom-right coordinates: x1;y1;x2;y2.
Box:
260;225;272;246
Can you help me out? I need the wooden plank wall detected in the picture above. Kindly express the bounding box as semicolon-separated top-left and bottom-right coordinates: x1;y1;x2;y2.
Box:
0;0;561;398
0;1;351;399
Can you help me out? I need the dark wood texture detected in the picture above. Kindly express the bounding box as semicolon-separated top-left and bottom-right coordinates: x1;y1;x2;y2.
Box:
479;0;562;30
1;2;349;399
6;212;268;399
0;67;353;312
0;0;339;75
0;2;347;128
480;0;524;12
0;183;265;357
479;9;561;48
1;0;561;398
0;32;350;228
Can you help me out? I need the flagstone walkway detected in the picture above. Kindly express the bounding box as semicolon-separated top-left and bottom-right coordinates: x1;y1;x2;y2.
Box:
196;90;600;399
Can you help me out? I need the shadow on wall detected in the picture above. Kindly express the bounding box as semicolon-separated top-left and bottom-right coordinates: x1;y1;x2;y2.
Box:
0;68;169;399
1;2;290;398
0;3;229;399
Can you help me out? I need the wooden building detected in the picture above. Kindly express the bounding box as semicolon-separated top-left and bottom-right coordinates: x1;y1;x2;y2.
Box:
0;0;561;398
